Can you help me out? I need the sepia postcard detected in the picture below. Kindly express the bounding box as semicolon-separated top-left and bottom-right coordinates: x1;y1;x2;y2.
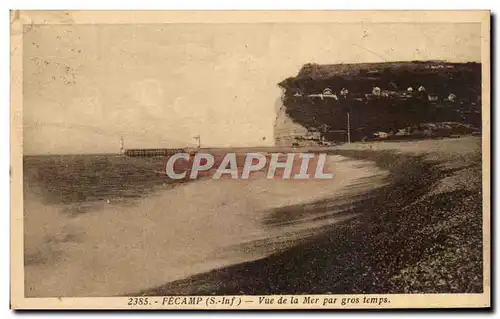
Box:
10;10;490;309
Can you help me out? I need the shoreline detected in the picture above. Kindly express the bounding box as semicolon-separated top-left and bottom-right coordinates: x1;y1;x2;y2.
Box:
24;154;386;297
135;137;482;295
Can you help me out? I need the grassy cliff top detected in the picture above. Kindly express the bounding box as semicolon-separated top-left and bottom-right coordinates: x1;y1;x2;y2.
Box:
296;60;479;78
278;61;481;96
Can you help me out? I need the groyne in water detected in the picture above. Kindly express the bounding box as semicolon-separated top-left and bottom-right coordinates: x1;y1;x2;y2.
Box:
124;148;188;157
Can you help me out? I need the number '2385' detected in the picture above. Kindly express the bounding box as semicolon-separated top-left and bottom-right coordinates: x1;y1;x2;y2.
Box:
128;297;149;305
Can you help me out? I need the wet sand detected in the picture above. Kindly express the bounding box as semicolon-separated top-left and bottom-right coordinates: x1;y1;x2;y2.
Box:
24;154;388;297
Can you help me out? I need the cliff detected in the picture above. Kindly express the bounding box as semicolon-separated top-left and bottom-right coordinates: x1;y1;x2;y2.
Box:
276;61;481;144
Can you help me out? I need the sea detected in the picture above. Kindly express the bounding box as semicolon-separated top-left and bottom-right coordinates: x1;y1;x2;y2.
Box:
22;153;388;297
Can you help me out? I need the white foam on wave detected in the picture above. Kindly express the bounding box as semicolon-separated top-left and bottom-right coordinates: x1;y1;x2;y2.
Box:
24;155;388;297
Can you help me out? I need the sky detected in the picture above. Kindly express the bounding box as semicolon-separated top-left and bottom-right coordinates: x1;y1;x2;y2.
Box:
23;23;482;154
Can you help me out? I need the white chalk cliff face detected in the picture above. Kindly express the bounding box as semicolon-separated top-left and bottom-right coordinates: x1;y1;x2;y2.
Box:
273;97;309;147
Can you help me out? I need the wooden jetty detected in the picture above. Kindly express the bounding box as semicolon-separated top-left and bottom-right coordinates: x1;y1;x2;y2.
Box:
124;148;188;157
